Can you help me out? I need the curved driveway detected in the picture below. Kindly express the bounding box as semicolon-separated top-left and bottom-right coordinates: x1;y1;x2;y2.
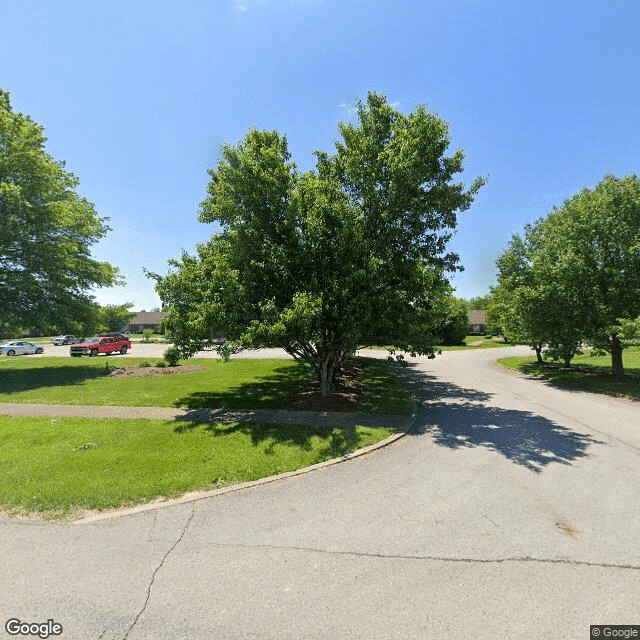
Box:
2;347;639;639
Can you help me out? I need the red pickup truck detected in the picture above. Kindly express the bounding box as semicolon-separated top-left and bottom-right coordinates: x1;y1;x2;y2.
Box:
69;334;132;357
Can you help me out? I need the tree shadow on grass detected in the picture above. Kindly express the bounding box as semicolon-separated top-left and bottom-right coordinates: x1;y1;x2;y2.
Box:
397;363;603;473
173;420;362;459
172;364;314;410
358;357;412;414
516;361;640;400
0;362;109;394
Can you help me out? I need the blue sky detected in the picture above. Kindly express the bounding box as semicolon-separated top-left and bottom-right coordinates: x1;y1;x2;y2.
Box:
2;0;639;310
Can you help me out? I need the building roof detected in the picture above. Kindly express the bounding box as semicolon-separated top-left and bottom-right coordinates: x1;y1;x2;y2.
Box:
128;311;164;325
467;309;488;324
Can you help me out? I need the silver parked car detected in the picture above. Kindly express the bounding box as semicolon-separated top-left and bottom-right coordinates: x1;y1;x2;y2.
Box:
0;341;45;356
51;335;82;345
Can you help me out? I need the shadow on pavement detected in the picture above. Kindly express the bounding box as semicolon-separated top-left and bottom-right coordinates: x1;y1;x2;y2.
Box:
397;362;493;404
397;363;603;473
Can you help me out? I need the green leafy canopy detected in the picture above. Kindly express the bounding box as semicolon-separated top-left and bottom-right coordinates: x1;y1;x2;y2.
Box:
0;89;121;336
492;173;640;375
152;92;485;395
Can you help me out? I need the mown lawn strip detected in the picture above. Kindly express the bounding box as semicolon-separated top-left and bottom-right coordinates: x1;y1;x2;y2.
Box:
498;348;640;400
0;356;411;415
0;415;393;515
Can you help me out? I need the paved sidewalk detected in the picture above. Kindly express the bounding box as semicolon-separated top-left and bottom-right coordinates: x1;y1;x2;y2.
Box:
0;402;411;429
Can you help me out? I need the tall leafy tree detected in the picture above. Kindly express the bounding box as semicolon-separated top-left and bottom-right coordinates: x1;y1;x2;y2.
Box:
492;223;588;365
466;293;493;311
153;93;485;395
493;173;640;376
434;296;469;345
100;303;136;333
540;174;640;377
0;90;120;335
491;228;546;360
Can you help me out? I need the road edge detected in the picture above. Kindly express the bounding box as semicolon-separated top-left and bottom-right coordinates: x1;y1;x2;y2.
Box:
76;397;419;524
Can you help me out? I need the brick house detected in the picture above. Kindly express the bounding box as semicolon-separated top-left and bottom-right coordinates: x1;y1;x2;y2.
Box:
125;311;164;333
467;309;488;334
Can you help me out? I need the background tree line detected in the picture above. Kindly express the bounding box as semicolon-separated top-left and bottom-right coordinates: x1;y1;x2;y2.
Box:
1;302;138;340
488;174;640;378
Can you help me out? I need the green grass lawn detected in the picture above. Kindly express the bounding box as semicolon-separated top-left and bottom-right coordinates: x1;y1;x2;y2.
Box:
364;335;512;352
439;335;513;351
0;356;411;415
498;348;640;399
0;357;309;409
7;336;53;345
359;357;412;415
0;415;393;515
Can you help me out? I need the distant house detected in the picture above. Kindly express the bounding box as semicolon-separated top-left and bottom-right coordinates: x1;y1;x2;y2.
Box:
125;311;164;333
467;309;488;334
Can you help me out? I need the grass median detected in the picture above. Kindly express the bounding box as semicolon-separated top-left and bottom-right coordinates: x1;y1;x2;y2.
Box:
0;355;409;516
498;348;640;400
364;335;512;352
0;415;393;516
0;355;411;415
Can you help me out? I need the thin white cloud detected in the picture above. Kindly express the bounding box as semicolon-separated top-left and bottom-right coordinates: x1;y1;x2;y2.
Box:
232;0;313;12
231;0;256;11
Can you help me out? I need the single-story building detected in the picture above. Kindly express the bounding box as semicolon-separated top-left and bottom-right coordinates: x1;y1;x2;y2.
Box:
467;309;488;334
125;311;164;333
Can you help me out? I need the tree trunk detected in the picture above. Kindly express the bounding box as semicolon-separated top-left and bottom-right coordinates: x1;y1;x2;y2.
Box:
611;336;625;380
534;344;543;364
319;356;337;397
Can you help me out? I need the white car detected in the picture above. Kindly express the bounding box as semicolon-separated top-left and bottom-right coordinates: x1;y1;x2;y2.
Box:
51;335;81;345
0;341;44;356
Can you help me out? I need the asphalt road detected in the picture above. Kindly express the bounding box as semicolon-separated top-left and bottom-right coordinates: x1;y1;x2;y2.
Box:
39;342;295;359
2;346;639;639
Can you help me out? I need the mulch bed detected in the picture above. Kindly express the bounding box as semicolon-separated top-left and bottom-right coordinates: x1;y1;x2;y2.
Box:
103;364;207;378
285;360;364;412
102;360;367;411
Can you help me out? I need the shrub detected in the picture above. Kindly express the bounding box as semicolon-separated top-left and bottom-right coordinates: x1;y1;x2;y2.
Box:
155;360;167;368
163;347;181;366
142;328;154;343
138;360;152;368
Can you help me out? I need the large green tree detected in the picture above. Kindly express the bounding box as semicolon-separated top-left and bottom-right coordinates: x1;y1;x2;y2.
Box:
434;296;469;345
492;173;640;376
153;93;484;395
540;174;640;377
100;303;136;333
0;90;120;335
491;223;588;365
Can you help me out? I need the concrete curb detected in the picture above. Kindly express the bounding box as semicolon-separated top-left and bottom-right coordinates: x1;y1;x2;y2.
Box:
76;402;420;524
2;365;421;524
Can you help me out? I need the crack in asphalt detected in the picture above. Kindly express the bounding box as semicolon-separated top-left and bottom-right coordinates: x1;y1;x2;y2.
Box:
121;504;196;640
208;541;640;571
